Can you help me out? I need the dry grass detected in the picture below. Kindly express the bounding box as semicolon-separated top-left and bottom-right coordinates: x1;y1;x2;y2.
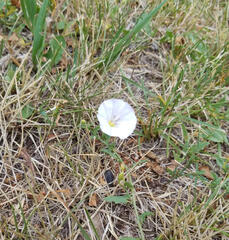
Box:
0;0;229;239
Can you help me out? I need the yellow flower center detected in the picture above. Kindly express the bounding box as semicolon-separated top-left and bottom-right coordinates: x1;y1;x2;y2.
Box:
108;120;115;127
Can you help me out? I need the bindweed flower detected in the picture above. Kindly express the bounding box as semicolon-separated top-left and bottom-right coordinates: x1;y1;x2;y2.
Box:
97;99;137;139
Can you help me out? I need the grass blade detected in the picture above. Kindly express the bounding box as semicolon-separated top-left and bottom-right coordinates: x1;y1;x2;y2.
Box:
10;205;20;234
103;0;168;68
85;208;101;240
77;224;92;240
32;0;49;66
20;0;37;30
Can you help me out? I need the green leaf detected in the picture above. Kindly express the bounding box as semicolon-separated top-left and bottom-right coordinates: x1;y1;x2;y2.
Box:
186;32;209;55
214;154;229;171
178;116;229;145
5;64;16;82
160;30;174;43
32;0;49;65
204;177;222;208
39;107;51;124
47;35;66;66
190;141;209;154
22;104;34;119
57;21;65;30
202;127;228;144
124;181;134;190
104;194;131;204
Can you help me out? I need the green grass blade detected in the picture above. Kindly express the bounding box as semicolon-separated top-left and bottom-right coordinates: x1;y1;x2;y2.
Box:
32;0;49;66
85;208;101;240
77;221;92;240
103;0;168;67
20;0;37;30
20;0;30;28
10;205;20;234
0;38;4;57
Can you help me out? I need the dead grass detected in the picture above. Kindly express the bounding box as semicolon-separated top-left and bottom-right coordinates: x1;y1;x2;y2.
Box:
0;0;229;239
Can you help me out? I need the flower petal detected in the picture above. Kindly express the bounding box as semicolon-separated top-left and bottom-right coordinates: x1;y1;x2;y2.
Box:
97;99;113;120
97;99;137;139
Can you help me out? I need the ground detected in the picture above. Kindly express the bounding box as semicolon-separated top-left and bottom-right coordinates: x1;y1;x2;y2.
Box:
0;0;229;239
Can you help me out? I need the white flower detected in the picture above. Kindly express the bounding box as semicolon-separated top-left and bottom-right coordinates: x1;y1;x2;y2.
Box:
97;99;137;139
